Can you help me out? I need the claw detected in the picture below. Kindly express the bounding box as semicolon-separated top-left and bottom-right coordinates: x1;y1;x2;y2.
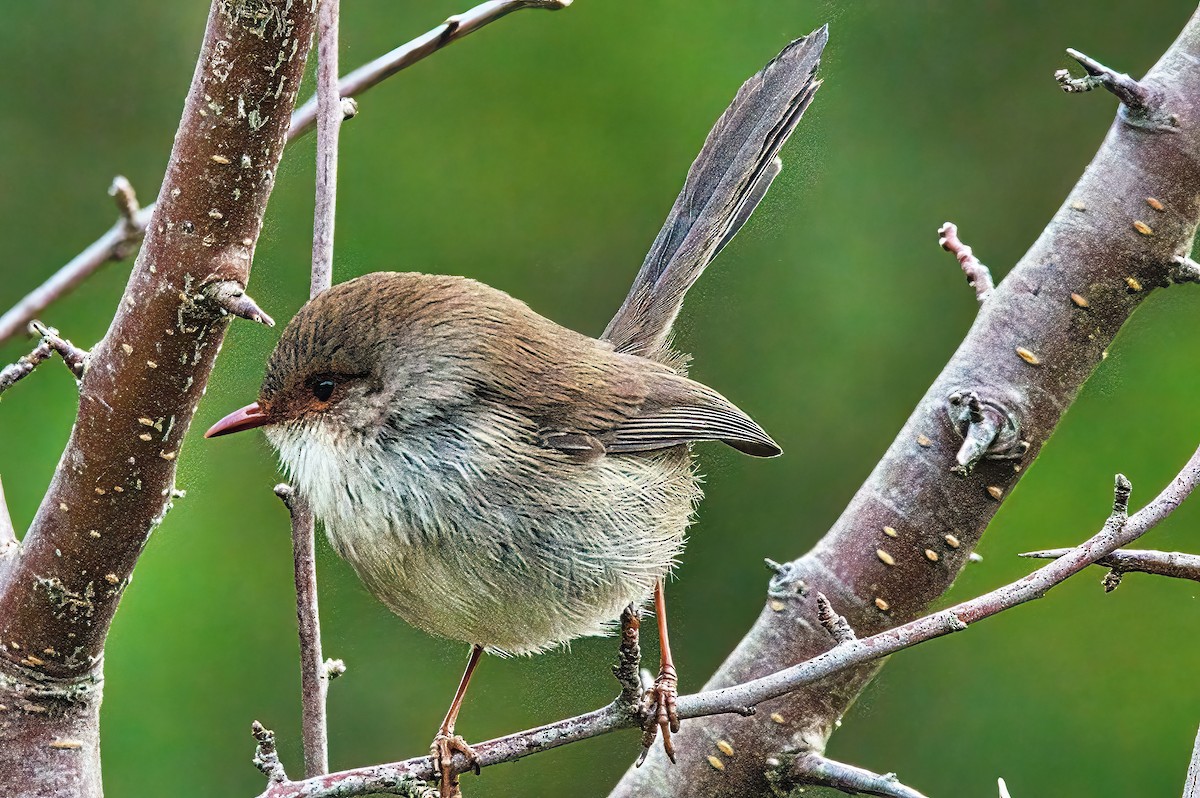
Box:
430;732;477;798
638;664;680;765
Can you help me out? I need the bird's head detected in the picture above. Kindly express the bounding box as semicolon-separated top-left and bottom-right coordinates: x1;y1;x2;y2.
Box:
204;272;504;452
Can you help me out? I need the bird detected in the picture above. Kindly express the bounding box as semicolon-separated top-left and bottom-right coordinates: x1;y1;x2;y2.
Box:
206;28;824;798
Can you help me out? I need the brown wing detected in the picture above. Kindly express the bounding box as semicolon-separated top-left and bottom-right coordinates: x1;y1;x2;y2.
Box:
474;287;780;460
525;350;780;460
596;371;781;457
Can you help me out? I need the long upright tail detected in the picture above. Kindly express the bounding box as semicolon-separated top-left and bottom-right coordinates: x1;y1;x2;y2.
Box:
602;27;827;364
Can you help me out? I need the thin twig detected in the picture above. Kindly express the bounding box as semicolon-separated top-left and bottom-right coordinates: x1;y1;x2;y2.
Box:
1054;48;1176;131
0;0;572;347
205;282;276;328
939;222;994;303
277;484;329;779
253;448;1200;798
815;593;856;644
1020;548;1200;591
284;0;343;779
0;190;152;345
0;324;87;395
288;0;572;140
612;606;643;708
252;721;290;784
788;752;929;798
1183;723;1200;798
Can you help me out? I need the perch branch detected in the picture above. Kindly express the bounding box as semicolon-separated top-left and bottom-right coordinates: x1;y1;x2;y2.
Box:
785;752;929;798
939;222;994;303
251;449;1199;798
0;0;572;346
1020;547;1200;591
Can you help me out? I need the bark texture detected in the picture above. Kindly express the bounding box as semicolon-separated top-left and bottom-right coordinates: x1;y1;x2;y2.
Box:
0;2;317;795
610;7;1200;797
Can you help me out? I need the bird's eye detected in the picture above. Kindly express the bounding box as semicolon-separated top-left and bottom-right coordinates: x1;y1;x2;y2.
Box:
312;379;336;402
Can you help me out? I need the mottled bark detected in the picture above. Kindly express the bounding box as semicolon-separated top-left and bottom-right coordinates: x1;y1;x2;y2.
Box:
610;6;1200;797
0;2;317;795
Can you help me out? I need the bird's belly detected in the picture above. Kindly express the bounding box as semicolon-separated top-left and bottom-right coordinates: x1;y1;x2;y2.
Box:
323;449;699;655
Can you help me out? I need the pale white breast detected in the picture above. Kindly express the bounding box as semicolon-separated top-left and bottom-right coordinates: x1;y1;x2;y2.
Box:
268;412;700;655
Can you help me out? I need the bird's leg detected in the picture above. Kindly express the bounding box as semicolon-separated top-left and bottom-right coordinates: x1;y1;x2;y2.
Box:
431;644;484;798
639;579;680;765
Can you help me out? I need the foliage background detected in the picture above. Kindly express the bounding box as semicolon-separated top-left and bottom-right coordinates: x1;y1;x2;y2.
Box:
1;2;1198;796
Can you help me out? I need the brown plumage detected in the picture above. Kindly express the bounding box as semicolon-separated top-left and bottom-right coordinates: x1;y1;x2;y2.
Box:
206;27;825;795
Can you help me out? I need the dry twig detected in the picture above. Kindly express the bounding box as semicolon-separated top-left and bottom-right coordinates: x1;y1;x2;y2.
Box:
0;0;572;347
1020;547;1200;591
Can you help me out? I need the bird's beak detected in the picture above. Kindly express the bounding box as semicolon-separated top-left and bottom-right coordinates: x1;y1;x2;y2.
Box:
204;402;270;438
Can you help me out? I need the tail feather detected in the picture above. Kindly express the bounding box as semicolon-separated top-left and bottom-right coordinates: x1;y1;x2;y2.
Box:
602;27;827;364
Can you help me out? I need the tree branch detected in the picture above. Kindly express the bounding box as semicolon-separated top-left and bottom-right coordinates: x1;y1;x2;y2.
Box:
0;4;319;796
611;9;1200;796
939;221;994;303
282;0;345;779
249;446;1200;798
0;0;571;347
1021;547;1200;591
782;752;929;798
1184;722;1200;798
0;323;87;394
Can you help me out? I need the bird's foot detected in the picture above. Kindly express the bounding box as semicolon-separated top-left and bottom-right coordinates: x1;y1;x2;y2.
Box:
430;731;478;798
638;663;680;765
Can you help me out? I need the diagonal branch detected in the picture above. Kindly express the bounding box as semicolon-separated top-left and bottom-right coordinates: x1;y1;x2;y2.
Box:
0;0;572;347
0;4;320;796
611;8;1200;796
250;446;1199;798
288;0;572;140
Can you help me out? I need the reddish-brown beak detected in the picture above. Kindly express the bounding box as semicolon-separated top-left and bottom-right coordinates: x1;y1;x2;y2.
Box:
204;402;270;438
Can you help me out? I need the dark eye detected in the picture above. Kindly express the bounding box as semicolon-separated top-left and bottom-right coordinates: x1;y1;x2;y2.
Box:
312;379;336;402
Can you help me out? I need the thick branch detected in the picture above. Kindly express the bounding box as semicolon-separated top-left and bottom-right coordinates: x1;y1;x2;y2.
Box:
612;9;1200;796
250;451;1199;798
0;0;571;347
0;4;319;796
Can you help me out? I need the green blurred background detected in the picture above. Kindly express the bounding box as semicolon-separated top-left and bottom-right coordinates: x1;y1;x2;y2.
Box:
2;2;1198;795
